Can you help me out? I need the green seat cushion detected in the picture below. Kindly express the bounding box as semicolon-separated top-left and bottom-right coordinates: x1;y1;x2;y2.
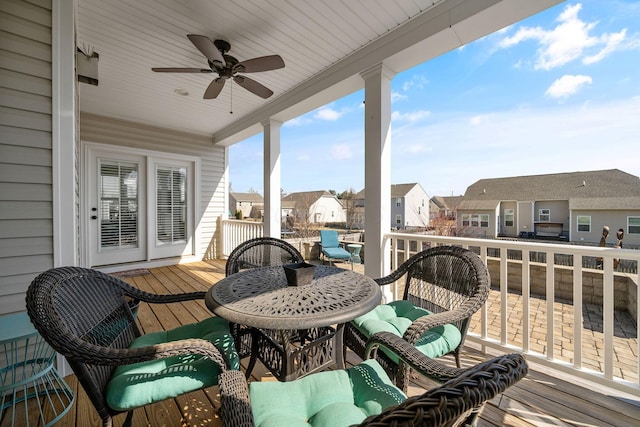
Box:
351;300;462;363
106;316;239;411
250;359;406;427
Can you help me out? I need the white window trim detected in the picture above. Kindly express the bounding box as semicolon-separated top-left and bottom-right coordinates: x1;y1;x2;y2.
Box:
628;216;640;234
577;215;591;232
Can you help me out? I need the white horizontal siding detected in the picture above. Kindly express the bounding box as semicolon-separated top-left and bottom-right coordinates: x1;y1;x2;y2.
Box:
0;0;52;315
80;112;226;260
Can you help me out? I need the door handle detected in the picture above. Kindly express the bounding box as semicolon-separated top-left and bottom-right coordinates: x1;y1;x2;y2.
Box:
91;215;97;220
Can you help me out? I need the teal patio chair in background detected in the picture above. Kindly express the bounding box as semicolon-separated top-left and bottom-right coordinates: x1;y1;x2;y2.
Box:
319;230;352;265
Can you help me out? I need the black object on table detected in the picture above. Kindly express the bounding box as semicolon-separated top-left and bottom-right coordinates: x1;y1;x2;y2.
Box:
206;264;381;381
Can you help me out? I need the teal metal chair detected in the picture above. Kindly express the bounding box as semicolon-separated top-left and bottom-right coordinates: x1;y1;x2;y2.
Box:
319;230;351;264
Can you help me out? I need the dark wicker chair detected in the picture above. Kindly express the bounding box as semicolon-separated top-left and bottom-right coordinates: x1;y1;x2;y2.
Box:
217;331;528;427
344;245;490;391
225;237;308;369
26;266;239;427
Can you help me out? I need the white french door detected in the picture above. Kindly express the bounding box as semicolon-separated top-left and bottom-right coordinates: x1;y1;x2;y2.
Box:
149;159;194;259
85;145;195;267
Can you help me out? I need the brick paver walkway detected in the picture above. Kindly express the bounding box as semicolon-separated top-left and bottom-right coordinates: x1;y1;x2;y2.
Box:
468;289;639;383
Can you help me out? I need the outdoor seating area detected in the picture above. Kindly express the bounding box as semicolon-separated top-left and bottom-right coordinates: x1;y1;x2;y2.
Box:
13;255;640;427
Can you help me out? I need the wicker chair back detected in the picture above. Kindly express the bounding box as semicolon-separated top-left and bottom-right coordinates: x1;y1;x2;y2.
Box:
225;237;304;276
26;267;141;424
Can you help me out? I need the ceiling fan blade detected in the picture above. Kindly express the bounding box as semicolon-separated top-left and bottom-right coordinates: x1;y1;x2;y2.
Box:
204;78;225;99
233;55;285;73
233;75;273;99
151;67;212;73
187;34;226;66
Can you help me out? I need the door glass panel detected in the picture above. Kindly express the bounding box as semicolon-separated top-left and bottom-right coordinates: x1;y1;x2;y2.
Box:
99;161;138;250
156;166;187;245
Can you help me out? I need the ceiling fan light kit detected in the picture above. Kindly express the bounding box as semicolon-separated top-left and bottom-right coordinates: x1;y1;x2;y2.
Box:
152;34;284;100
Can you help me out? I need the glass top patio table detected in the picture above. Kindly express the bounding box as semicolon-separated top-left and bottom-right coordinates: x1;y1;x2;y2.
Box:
205;265;381;330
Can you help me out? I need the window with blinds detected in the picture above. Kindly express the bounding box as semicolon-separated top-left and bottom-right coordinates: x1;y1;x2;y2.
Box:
99;161;139;249
156;166;187;245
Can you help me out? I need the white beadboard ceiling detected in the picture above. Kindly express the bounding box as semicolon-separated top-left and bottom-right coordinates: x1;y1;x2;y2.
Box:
76;0;563;145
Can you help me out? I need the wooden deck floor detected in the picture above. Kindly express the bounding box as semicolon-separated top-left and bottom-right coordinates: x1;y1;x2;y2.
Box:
10;260;640;427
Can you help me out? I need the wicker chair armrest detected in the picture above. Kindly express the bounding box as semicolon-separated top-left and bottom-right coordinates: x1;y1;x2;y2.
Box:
373;265;410;287
365;332;467;383
116;279;206;304
360;352;528;426
219;370;255;427
62;336;230;370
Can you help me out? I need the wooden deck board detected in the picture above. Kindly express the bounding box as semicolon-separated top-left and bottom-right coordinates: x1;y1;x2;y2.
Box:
23;260;639;427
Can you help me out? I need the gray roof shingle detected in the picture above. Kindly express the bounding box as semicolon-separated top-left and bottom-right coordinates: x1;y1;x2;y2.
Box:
459;169;640;210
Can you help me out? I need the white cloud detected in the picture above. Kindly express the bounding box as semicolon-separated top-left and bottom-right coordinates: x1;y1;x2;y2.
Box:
405;143;432;154
497;3;628;70
392;91;407;103
315;107;342;120
402;74;429;91
545;74;592;99
470;114;491;125
330;144;353;160
285;116;312;126
391;110;431;123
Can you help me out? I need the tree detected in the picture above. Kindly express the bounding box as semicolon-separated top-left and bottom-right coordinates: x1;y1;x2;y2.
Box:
339;188;358;230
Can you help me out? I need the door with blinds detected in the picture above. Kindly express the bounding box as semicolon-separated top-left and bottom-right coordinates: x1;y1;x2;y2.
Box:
149;160;193;259
86;146;194;267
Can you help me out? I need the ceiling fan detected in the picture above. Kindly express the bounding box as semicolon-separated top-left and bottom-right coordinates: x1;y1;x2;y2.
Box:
152;34;284;99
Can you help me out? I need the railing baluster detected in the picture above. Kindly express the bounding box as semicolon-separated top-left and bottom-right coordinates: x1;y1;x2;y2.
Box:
573;255;583;369
604;257;614;380
546;249;555;361
500;248;508;346
522;249;530;353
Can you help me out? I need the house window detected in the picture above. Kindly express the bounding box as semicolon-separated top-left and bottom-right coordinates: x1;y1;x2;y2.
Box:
504;209;514;227
577;215;591;232
462;214;470;226
331;211;334;217
395;214;401;224
480;214;489;228
539;209;550;222
629;216;640;234
156;166;187;245
396;198;402;207
417;207;421;214
471;215;479;227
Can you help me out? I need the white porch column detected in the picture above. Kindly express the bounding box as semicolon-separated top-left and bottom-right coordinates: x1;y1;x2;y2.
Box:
53;0;78;267
361;64;394;296
262;119;282;238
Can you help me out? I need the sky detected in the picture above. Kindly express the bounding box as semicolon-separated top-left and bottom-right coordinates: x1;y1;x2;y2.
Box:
229;1;640;198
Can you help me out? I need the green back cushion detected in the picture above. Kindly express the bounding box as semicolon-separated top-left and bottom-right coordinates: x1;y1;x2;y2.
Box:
106;316;239;411
351;300;462;362
250;359;406;427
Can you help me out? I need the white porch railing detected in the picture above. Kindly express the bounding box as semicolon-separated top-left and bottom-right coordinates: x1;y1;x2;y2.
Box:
219;218;263;257
385;232;640;397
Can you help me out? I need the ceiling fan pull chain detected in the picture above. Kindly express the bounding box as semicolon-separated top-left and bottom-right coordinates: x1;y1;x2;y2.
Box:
230;80;233;114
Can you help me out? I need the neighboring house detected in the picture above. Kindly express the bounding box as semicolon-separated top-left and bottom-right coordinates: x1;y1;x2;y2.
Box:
355;183;430;230
229;192;264;219
282;191;346;224
456;169;640;246
430;196;463;220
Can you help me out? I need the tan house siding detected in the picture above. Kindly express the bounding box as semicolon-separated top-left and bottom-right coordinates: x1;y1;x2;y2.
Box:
80;113;226;260
0;0;53;315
